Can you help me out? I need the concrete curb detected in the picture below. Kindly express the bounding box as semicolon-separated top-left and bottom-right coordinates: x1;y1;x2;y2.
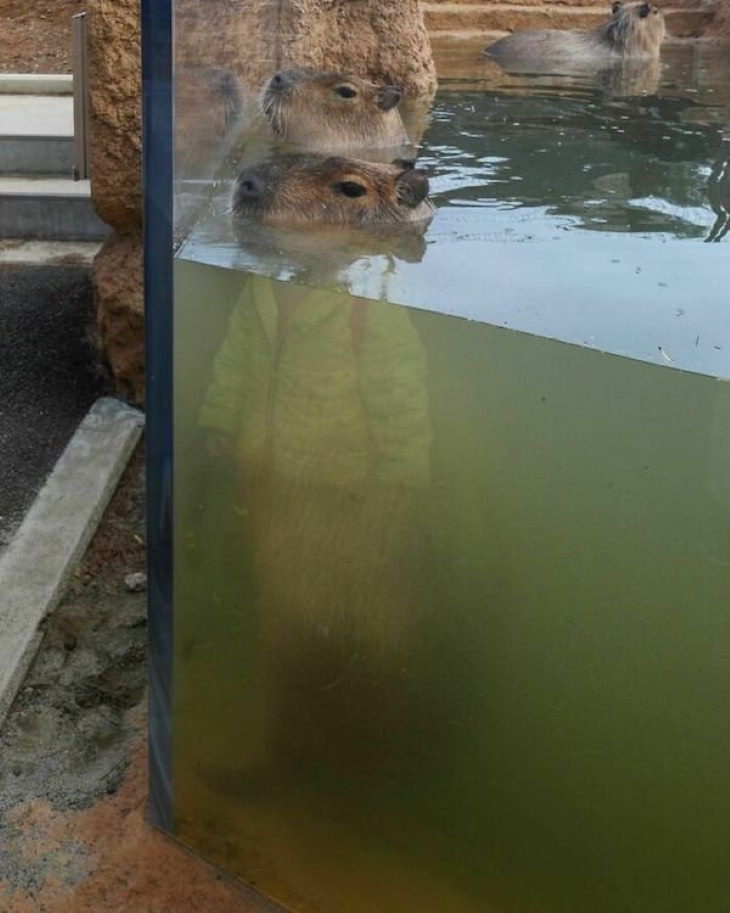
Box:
0;239;102;266
0;74;73;95
0;398;144;727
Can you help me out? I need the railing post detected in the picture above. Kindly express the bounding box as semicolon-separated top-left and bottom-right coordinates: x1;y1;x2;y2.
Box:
72;12;90;181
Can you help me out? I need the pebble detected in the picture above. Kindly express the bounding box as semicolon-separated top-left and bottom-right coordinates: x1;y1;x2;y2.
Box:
124;572;147;594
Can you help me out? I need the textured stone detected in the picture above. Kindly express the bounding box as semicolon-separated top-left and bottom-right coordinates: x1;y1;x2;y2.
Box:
176;0;437;99
706;0;730;36
87;0;141;233
93;234;144;404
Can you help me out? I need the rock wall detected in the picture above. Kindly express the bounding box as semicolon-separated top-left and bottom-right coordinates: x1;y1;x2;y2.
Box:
706;0;730;36
175;0;437;98
88;0;143;403
88;0;436;403
423;0;714;39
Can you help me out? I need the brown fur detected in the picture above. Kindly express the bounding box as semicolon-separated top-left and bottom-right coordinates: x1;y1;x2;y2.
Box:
232;155;434;227
485;2;666;70
260;68;410;152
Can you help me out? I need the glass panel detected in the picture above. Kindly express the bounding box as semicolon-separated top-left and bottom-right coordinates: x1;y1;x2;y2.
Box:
164;2;730;909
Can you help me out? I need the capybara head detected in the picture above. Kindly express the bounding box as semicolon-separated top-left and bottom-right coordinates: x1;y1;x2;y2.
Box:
232;155;434;228
260;68;410;151
602;2;666;55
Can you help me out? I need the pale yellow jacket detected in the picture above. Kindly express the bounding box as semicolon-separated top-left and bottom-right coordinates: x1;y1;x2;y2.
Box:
199;274;432;488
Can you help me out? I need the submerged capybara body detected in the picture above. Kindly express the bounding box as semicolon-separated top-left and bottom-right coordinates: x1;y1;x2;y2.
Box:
260;68;410;152
485;2;666;70
232;155;434;227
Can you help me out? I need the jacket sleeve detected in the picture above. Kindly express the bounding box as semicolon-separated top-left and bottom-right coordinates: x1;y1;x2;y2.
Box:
198;293;252;435
357;299;433;488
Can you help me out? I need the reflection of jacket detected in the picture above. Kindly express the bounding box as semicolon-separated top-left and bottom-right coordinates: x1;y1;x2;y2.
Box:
199;274;432;488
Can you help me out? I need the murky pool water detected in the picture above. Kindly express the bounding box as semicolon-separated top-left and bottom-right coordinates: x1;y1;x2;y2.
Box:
172;41;730;913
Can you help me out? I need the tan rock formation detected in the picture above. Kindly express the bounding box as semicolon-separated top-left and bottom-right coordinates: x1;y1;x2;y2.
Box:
706;0;730;36
94;235;144;405
88;0;143;403
176;0;437;99
88;0;141;230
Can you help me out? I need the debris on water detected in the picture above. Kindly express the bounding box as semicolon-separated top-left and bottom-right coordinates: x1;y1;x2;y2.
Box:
124;572;147;594
658;346;674;364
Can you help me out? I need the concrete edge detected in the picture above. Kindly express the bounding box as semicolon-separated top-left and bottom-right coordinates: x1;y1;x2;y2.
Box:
0;74;73;95
0;397;144;727
0;240;102;266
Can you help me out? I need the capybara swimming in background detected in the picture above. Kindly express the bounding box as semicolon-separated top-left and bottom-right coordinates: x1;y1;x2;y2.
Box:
484;2;666;71
232;155;434;227
259;68;410;151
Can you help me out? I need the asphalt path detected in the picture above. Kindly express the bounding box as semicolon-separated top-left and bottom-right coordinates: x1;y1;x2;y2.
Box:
0;265;104;548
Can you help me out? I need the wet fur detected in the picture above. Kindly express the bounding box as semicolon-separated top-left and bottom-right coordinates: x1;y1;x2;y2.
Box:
259;68;410;152
232;155;434;228
485;2;666;68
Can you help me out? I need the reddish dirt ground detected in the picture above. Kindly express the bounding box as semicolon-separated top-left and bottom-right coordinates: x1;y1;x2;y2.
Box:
0;0;83;74
0;715;266;913
0;448;268;912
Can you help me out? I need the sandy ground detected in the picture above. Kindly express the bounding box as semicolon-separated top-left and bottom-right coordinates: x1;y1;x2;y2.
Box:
0;447;267;912
0;0;83;74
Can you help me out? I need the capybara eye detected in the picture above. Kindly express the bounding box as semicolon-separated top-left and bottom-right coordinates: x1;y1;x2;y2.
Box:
337;181;368;198
335;85;358;99
239;179;259;197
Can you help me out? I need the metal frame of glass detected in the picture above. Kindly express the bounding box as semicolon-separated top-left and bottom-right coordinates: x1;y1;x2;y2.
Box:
142;0;173;833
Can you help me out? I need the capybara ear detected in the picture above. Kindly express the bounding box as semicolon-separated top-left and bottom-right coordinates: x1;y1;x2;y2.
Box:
611;1;623;13
638;2;651;16
376;85;403;112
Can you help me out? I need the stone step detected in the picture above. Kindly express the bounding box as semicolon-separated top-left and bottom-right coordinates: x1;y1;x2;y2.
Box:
425;0;705;6
0;96;74;175
0;74;73;96
0;178;109;241
424;3;713;37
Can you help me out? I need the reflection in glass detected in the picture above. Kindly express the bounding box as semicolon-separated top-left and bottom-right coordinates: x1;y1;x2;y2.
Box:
167;7;730;910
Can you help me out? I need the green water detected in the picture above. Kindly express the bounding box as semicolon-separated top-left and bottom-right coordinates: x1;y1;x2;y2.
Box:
171;43;730;911
173;258;730;912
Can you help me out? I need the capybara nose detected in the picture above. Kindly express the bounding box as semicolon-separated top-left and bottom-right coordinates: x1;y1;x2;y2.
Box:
396;169;430;207
377;85;403;112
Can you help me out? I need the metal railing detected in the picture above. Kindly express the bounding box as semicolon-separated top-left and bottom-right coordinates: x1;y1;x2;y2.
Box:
72;12;90;181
